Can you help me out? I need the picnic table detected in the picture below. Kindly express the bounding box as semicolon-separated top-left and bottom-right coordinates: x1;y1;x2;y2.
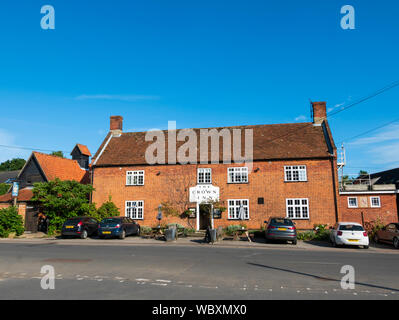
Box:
232;228;252;242
150;227;186;240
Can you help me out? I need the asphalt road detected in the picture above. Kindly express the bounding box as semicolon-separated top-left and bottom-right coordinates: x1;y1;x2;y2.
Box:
0;240;398;300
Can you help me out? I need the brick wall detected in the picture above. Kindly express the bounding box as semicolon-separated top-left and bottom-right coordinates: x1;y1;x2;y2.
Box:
339;193;398;225
92;158;339;230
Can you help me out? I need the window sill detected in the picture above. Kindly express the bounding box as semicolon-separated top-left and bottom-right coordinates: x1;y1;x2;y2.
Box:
227;182;249;185
126;184;145;186
284;180;308;183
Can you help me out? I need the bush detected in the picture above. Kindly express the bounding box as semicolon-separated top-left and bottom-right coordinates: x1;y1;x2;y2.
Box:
297;230;316;241
140;226;152;234
0;206;24;238
297;226;331;242
183;228;196;236
0;183;10;196
224;224;246;236
364;218;385;239
93;197;120;221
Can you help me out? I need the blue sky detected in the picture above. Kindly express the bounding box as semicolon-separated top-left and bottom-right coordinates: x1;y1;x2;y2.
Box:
0;0;398;175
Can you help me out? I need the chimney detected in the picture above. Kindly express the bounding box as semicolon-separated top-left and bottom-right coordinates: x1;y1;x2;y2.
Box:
110;116;123;136
312;102;327;124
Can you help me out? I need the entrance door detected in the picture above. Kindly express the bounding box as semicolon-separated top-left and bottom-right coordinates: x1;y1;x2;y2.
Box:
25;206;39;233
199;204;212;230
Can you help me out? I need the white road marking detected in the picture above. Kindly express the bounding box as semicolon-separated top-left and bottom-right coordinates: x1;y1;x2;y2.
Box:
156;279;171;283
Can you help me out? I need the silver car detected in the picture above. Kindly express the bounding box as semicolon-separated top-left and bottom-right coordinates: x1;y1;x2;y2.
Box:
265;217;297;245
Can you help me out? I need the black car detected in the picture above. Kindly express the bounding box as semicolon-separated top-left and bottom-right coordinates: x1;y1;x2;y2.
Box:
61;217;99;239
98;217;140;239
264;217;297;244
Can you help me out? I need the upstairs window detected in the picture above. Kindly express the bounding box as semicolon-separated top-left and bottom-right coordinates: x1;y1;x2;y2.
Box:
284;165;307;182
370;196;381;208
126;171;144;186
228;167;248;183
348;197;358;208
198;168;212;184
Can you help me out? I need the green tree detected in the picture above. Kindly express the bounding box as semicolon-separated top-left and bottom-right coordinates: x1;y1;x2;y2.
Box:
50;151;64;158
359;170;368;176
94;196;120;221
0;206;24;238
0;158;26;171
0;183;10;196
32;179;95;234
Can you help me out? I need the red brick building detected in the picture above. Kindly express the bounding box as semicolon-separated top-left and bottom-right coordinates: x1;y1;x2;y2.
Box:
91;102;340;230
339;179;398;226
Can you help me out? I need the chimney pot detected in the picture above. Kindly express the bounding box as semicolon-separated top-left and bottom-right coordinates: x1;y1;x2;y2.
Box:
312;102;327;124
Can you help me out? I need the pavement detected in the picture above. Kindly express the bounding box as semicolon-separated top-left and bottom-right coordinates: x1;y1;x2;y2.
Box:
2;234;398;254
0;235;398;300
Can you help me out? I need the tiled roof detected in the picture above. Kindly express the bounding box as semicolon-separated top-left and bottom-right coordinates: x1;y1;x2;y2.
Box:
76;144;92;157
0;170;20;184
33;152;88;182
92;122;335;167
0;188;33;202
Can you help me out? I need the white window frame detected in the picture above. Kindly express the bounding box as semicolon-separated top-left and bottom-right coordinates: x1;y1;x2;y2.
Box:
227;199;249;220
125;200;144;220
228;167;249;183
284;165;307;182
348;197;358;208
126;170;145;186
286;198;309;219
197;168;212;184
370;196;381;208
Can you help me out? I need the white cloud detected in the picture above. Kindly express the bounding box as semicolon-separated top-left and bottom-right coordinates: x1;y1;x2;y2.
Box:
346;124;399;168
294;115;307;121
349;123;399;146
75;94;160;102
327;96;352;113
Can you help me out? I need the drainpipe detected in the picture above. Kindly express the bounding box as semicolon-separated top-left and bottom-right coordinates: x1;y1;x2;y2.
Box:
330;157;339;223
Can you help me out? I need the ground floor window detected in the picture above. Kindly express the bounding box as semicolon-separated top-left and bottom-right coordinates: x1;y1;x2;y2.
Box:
286;198;309;219
227;199;249;220
125;201;144;219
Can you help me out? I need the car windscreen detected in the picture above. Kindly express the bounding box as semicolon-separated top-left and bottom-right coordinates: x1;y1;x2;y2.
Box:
339;225;364;231
101;218;121;224
270;218;294;226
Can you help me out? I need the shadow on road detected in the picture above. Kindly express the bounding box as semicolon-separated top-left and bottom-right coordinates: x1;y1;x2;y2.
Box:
247;262;399;292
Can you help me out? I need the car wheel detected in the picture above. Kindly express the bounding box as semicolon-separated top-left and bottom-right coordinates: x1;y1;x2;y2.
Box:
119;230;126;240
393;237;399;249
363;245;369;249
81;230;88;239
292;240;297;245
374;234;379;244
136;227;141;236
